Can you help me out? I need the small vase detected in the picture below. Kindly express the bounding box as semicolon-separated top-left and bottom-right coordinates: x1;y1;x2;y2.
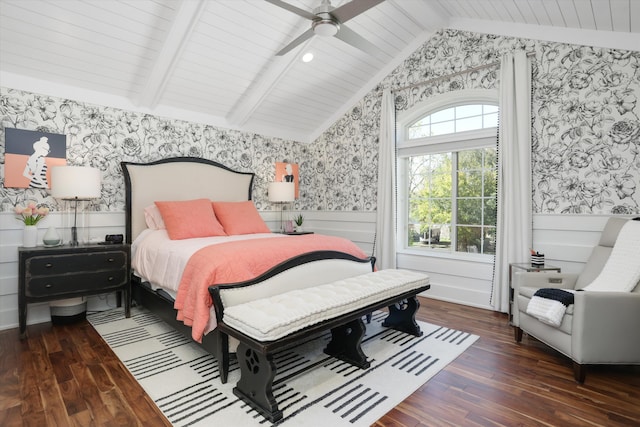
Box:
23;225;38;248
43;226;61;246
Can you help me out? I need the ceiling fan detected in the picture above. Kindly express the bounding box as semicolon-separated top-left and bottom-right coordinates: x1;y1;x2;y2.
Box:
265;0;385;56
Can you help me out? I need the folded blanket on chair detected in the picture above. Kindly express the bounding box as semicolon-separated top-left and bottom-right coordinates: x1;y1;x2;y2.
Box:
526;288;575;327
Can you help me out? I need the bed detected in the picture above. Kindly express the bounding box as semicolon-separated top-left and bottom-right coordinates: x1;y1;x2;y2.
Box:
121;157;374;358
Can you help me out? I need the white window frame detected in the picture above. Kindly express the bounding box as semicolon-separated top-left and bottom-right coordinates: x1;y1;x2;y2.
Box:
396;90;498;261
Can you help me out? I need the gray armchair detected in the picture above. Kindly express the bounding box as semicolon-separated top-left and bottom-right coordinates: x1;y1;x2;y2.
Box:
513;217;640;382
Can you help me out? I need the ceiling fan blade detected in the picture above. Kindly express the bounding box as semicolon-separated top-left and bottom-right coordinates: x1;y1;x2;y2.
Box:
264;0;317;20
334;24;380;57
331;0;385;24
276;28;315;56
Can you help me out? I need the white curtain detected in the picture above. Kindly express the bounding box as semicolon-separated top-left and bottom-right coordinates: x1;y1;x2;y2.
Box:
491;51;532;312
375;89;397;270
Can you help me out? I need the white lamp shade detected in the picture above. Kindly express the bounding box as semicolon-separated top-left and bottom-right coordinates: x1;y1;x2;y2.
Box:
51;166;101;199
268;182;295;202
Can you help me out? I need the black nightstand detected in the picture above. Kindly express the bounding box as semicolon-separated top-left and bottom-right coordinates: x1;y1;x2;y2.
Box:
18;243;131;339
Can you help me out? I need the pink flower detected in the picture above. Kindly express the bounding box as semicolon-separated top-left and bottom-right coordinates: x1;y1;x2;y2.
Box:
15;202;49;226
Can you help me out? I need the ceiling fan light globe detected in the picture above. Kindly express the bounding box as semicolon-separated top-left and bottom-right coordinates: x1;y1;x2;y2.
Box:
312;19;339;37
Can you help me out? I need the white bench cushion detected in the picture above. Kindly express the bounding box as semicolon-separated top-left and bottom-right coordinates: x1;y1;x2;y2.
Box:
222;269;429;342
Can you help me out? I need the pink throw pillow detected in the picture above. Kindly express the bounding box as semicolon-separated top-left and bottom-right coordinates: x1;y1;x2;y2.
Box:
155;199;227;240
212;201;271;235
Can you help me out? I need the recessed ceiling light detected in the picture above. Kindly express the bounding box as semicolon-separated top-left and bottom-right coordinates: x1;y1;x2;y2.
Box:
302;52;314;63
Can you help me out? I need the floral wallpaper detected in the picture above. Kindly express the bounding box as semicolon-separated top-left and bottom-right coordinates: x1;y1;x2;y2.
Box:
532;47;639;214
0;92;309;213
319;29;640;214
1;29;639;215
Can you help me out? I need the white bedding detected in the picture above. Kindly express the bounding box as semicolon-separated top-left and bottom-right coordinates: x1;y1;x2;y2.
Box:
132;229;287;293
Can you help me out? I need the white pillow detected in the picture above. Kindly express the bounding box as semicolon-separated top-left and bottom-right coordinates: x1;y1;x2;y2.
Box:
144;204;166;230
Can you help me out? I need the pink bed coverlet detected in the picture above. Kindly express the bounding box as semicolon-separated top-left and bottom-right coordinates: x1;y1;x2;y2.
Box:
174;234;368;342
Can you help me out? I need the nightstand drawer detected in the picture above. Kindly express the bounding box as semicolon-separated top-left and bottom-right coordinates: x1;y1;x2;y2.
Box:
26;269;127;297
27;251;127;276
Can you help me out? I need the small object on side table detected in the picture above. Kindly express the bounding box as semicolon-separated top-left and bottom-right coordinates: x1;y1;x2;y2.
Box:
530;250;545;266
43;226;62;246
284;220;295;233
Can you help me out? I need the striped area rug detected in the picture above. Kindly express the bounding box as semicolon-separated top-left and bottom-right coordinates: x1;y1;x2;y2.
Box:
88;307;478;427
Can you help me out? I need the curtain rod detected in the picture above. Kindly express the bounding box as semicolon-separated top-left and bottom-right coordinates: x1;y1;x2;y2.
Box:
390;51;535;94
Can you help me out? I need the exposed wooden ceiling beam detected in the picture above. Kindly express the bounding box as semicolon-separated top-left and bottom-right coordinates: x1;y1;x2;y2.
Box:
225;41;310;129
135;0;207;109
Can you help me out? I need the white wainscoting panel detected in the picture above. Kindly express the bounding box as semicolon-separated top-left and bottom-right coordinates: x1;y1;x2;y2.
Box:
0;211;627;331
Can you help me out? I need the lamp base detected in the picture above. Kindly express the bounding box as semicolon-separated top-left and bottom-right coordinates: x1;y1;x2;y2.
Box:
70;226;79;246
62;199;92;245
279;205;285;233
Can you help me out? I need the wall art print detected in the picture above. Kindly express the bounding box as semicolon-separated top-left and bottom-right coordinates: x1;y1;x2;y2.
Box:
275;161;299;198
4;128;66;189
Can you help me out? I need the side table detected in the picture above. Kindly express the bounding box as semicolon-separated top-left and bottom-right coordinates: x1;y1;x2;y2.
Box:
508;262;561;325
18;243;131;339
280;231;314;235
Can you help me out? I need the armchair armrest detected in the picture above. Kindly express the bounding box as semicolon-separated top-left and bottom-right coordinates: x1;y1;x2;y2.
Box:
513;272;579;293
512;272;579;327
572;292;640;364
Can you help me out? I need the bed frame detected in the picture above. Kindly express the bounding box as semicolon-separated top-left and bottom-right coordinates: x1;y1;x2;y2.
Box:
121;157;374;358
122;157;255;243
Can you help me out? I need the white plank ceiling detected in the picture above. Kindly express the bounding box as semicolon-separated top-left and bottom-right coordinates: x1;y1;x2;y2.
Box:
0;0;638;143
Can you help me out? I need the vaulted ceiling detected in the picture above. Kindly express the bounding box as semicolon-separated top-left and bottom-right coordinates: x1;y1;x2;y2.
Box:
1;0;638;143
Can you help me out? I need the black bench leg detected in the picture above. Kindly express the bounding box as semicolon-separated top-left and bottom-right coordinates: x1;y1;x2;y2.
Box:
215;331;230;384
233;343;282;422
382;296;423;337
324;318;370;369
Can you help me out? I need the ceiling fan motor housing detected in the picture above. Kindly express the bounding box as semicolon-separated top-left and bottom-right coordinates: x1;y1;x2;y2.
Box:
312;13;340;36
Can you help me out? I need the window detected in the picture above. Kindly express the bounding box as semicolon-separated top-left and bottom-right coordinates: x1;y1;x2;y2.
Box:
408;104;498;139
399;100;498;256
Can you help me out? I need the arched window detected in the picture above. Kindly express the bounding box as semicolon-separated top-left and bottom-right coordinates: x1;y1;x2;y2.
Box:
408;104;498;139
397;93;498;257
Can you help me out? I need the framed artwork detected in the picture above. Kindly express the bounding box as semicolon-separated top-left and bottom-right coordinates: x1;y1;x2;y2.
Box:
4;128;67;189
275;162;299;198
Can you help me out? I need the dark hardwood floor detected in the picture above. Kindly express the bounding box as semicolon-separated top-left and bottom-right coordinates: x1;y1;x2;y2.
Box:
2;298;639;426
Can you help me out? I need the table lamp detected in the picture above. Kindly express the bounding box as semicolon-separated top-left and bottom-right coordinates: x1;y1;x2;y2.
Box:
51;166;101;245
268;182;295;232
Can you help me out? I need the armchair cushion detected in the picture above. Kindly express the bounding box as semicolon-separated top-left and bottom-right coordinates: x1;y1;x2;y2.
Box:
580;220;640;292
598;216;628;247
575;217;629;288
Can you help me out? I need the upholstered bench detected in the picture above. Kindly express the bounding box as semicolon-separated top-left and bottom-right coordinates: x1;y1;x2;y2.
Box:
209;269;430;422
